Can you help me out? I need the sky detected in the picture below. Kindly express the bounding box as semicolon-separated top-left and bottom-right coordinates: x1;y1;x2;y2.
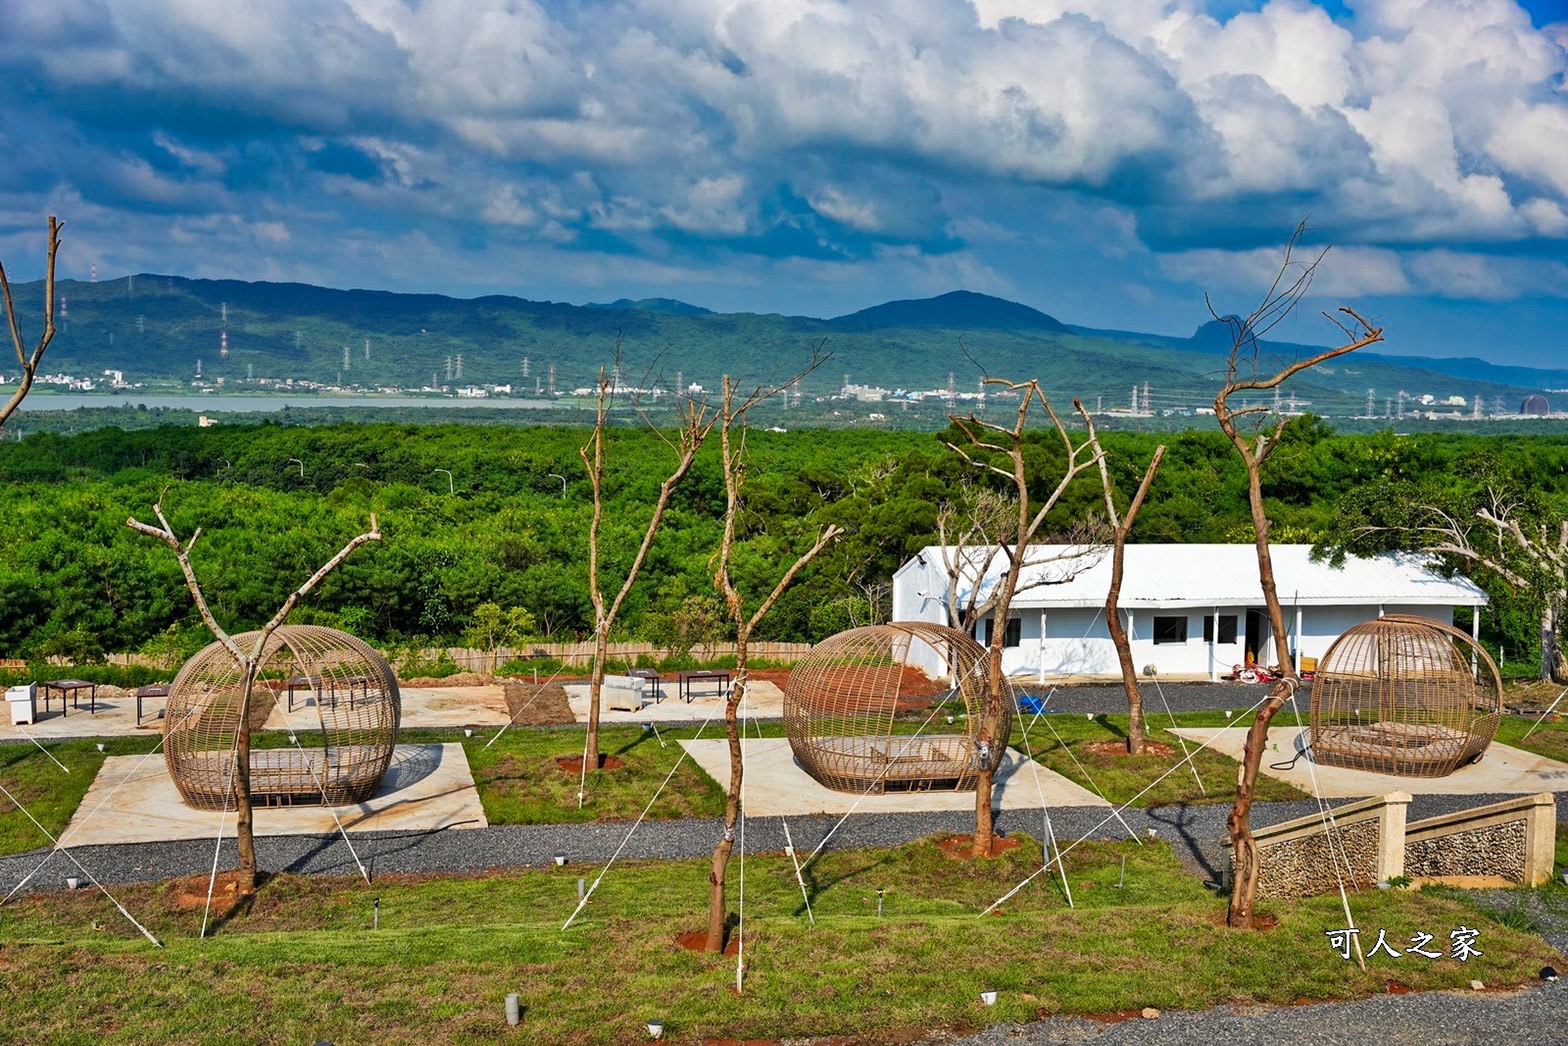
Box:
2;0;1566;367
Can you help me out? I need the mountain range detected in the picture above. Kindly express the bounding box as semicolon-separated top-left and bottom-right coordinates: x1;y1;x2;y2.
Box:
15;277;1567;417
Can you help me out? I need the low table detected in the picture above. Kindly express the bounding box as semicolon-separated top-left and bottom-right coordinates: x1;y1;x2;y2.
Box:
135;684;171;725
286;674;373;712
676;669;731;703
41;679;98;716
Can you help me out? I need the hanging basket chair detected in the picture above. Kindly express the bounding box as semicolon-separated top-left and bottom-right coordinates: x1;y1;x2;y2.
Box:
1308;615;1502;778
782;622;1012;794
164;625;401;810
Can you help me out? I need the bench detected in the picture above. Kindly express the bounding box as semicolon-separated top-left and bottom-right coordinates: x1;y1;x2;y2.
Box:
603;674;647;711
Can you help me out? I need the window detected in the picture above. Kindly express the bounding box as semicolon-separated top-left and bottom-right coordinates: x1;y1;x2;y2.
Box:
981;616;1023;648
1203;614;1238;644
1153;615;1188;644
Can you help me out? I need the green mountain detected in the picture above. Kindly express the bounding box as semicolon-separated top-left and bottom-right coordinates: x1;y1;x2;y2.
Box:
12;274;1564;418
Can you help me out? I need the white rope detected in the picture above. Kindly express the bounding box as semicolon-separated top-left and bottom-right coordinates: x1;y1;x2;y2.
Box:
981;689;1276;915
562;709;717;930
1284;689;1364;969
199;727;242;940
1520;687;1567;742
1125;617;1204;796
1013;705;1073;908
3;734;172;905
270;684;371;884
12;727;71;774
1028;702;1141;840
736;681;747;994
482;642;591;750
0;778;163;946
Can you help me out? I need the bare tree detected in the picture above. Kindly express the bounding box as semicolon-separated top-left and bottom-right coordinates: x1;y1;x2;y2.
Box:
1079;407;1165;755
0;216;63;430
934;478;1105;636
947;379;1102;856
1405;490;1567;682
705;373;843;953
127;503;381;893
579;367;717;771
1211;224;1383;928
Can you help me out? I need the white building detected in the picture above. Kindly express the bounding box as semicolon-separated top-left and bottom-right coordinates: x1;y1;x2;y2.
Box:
891;543;1487;681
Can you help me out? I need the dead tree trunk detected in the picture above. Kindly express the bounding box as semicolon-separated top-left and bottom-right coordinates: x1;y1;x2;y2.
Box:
1210;223;1383;927
1080;408;1164;754
0;216;63;430
579;368;715;771
127;504;380;892
948;380;1101;856
706;373;839;953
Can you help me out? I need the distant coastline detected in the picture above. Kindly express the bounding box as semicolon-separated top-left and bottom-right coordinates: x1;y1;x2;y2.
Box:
16;392;560;413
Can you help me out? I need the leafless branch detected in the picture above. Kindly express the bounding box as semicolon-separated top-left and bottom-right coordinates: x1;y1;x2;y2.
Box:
0;216;62;429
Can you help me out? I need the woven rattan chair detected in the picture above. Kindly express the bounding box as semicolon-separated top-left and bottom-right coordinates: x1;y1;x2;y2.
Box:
1309;615;1502;778
783;622;1011;794
165;625;401;810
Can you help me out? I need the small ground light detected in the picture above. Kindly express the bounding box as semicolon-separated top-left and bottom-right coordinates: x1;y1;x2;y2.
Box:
372;898;380;930
876;888;885;917
66;876;79;890
95;742;105;752
554;853;567;867
646;1019;665;1038
505;993;522;1026
979;991;997;1006
464;728;473;737
1541;966;1559;981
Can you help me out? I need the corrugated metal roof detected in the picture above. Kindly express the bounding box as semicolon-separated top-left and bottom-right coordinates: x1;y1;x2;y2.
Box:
917;543;1486;609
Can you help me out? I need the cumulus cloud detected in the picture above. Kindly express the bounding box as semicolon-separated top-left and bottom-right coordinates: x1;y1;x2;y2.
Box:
0;0;1565;356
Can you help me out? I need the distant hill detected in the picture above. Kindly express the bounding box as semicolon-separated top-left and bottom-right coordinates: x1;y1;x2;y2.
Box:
585;297;714;316
830;290;1069;332
11;275;1563;420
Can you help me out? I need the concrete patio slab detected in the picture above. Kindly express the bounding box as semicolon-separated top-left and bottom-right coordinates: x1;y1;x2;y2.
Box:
564;679;785;724
56;743;486;846
1169;726;1568;797
679;736;1109;816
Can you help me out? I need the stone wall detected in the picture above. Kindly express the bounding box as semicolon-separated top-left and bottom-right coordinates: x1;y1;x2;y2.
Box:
1405;819;1527;880
1256;819;1382;898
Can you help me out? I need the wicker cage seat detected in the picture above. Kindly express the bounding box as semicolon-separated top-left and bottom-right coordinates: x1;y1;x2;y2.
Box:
783;623;1011;794
1308;615;1501;778
165;625;401;810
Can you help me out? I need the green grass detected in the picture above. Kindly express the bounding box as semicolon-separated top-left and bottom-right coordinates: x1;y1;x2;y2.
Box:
0;737;151;855
0;836;1558;1044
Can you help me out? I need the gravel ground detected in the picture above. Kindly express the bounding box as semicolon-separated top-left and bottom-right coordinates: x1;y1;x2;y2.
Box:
941;978;1568;1045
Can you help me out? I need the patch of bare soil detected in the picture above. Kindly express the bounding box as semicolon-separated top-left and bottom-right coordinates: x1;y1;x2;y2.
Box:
167;870;260;909
935;833;1022;860
1080;740;1177;758
1207;909;1279;931
503;681;576;726
401;672;494;687
676;928;741;955
555;754;624;773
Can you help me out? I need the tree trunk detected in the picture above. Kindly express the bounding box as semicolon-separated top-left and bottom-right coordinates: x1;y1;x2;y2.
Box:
1105;544;1144;755
971;765;995;855
234;670;258;894
705;637;748;952
1540;597;1564;683
1225;687;1285;928
585;624;606;769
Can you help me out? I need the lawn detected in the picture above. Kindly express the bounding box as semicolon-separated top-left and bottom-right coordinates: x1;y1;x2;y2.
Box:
0;834;1560;1044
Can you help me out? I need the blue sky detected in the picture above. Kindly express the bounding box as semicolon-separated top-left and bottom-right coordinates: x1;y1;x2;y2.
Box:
2;0;1566;366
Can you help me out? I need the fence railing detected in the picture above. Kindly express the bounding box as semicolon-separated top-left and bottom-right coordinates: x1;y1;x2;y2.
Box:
109;640;813;675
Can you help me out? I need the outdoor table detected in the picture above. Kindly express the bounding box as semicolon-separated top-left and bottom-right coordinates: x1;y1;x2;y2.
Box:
135;684;171;725
675;669;730;703
286;674;372;712
41;679;98;715
627;668;663;702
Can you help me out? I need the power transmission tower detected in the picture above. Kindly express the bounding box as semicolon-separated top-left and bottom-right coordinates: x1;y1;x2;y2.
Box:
455;354;463;380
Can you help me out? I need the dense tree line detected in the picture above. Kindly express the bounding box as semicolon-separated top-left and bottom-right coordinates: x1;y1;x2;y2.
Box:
1;420;1564;673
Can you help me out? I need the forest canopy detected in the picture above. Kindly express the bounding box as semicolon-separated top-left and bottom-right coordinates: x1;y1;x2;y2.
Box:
1;420;1564;675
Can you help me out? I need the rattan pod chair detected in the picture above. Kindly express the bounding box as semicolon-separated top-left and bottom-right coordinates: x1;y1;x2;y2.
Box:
1308;615;1502;778
165;625;401;810
783;622;1012;794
